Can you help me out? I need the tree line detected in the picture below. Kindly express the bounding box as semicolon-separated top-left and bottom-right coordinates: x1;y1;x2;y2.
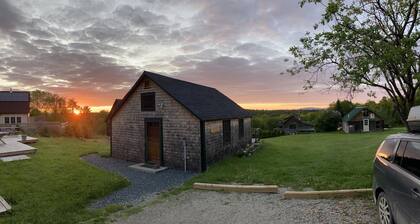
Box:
29;90;108;138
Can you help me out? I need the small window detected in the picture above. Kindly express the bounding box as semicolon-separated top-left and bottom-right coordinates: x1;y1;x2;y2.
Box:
17;117;22;123
401;141;420;179
223;120;231;145
144;80;151;89
363;110;369;117
11;117;16;124
141;92;155;111
370;113;375;119
364;119;369;125
4;117;9;124
376;139;398;161
239;119;244;139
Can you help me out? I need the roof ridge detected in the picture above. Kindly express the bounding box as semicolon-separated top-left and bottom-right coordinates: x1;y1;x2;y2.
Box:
143;71;216;90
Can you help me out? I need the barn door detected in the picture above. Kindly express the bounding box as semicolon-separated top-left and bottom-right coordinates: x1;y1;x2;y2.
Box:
145;120;162;166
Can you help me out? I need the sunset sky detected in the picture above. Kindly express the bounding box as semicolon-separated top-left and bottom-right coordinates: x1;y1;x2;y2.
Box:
0;0;384;112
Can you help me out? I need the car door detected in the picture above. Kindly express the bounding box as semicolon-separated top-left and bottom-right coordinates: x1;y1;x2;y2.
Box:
392;140;420;223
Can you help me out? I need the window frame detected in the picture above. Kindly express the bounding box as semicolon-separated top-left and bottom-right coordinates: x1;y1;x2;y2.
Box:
4;117;10;124
223;120;231;145
11;117;16;124
17;117;22;123
141;92;156;112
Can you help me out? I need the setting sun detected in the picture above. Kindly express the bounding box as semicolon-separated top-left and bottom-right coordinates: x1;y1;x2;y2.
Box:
73;109;81;115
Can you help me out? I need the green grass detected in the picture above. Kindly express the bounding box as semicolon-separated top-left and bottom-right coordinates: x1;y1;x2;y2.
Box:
191;128;404;190
0;137;129;224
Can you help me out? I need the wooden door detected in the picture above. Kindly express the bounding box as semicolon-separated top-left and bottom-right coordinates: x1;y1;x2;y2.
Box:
146;121;161;165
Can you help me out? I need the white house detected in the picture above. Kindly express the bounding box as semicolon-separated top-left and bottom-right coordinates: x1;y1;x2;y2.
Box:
0;91;30;125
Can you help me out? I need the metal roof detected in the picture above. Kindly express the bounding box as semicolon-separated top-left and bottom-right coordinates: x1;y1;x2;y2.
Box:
0;91;30;102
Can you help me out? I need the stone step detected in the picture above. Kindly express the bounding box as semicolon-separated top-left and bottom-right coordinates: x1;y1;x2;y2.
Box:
0;196;11;214
0;155;31;162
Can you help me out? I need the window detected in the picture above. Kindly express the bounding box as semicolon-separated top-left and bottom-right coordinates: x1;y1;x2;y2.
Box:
141;92;155;111
376;139;398;161
4;117;9;124
394;141;407;165
223;120;231;145
239;119;244;139
144;80;151;89
364;119;369;125
363;110;369;117
401;141;420;179
11;117;15;124
17;117;21;123
289;124;297;129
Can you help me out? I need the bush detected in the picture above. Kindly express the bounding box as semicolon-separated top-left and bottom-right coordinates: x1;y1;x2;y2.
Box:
314;110;342;132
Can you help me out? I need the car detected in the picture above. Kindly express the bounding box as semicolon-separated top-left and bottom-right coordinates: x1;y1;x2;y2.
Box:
373;132;420;224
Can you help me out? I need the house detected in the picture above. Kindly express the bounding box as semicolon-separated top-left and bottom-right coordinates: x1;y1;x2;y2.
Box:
107;71;252;172
0;91;30;126
342;107;384;133
278;115;315;134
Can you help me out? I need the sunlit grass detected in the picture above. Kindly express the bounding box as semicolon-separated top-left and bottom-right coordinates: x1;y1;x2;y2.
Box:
0;137;128;224
191;128;405;190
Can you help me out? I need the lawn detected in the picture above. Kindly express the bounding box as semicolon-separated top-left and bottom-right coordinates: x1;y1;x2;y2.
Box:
0;137;128;224
191;128;404;190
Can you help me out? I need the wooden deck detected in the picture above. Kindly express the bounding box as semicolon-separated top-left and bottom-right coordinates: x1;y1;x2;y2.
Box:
0;136;37;158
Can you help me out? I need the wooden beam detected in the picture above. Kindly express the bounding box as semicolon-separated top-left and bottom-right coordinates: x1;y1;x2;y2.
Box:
193;183;278;193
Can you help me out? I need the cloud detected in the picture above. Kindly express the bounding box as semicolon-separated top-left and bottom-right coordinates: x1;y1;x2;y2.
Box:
0;0;23;32
0;0;375;108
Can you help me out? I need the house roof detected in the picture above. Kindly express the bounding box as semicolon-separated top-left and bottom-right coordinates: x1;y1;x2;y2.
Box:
0;91;30;102
109;71;251;121
106;99;122;122
342;107;383;122
282;115;314;127
0;91;30;114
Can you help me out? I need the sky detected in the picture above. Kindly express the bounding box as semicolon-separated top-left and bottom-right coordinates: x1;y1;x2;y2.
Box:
0;0;382;112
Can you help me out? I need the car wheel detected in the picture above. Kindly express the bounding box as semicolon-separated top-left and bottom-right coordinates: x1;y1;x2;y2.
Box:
377;192;394;224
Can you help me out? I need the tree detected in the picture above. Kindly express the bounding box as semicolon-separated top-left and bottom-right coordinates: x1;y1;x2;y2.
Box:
67;98;80;114
315;110;342;132
328;99;354;116
290;0;419;129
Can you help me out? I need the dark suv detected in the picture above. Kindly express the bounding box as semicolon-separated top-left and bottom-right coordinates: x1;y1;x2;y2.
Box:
373;133;420;224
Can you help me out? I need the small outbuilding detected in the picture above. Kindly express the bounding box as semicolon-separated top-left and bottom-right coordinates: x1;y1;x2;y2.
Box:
278;115;315;134
342;107;384;133
0;91;30;126
107;71;252;172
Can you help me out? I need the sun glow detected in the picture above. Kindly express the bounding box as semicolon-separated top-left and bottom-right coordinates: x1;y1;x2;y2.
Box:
73;109;81;115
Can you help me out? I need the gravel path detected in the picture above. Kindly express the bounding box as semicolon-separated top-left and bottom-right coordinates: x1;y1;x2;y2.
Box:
113;190;378;224
82;154;196;208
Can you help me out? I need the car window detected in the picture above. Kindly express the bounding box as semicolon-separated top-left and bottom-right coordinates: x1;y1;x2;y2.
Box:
376;139;398;161
401;141;420;179
394;141;407;165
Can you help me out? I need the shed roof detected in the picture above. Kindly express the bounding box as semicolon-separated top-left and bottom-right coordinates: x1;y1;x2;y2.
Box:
106;99;122;122
109;71;251;121
342;107;383;122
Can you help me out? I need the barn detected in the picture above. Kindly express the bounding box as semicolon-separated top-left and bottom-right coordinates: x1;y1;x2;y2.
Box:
342;107;384;133
107;71;252;172
278;115;315;134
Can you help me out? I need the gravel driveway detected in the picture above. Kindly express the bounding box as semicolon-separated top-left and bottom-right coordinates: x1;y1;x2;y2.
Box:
113;190;378;224
82;154;196;208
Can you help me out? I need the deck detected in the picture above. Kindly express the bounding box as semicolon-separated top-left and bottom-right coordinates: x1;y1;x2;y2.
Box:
0;135;37;158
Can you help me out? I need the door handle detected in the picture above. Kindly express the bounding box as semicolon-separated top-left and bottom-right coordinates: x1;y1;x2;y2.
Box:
411;188;420;198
